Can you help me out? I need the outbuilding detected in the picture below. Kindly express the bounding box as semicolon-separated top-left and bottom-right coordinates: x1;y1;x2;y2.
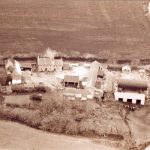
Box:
114;78;148;105
63;75;79;88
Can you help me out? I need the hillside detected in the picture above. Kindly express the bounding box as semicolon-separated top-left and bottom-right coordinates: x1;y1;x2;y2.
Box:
0;120;117;150
0;0;150;58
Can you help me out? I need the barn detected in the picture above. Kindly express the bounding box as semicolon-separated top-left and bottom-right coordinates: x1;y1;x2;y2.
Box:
114;78;148;105
63;75;80;88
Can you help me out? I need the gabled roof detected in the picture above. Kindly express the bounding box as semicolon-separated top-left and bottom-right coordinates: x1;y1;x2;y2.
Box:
64;75;79;83
38;56;54;66
20;63;32;69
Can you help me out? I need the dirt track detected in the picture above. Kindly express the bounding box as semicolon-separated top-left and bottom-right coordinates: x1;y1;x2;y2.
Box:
0;120;119;150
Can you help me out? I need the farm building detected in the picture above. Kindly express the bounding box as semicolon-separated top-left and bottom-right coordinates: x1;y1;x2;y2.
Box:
14;57;37;71
20;63;32;71
86;61;104;88
19;60;36;71
37;56;55;72
122;66;131;74
54;59;63;71
63;75;80;88
114;78;148;105
63;63;70;70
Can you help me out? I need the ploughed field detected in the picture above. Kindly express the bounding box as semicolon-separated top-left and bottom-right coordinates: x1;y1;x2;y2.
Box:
0;0;150;58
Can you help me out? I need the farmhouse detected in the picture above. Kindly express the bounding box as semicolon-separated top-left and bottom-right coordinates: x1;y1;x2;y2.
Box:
63;75;80;88
114;78;148;105
37;56;55;72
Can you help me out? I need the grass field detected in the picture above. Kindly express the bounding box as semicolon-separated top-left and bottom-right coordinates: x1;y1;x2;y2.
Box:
0;0;150;59
0;120;119;150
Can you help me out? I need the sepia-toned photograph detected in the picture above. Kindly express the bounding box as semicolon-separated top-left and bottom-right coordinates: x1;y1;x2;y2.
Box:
0;0;150;150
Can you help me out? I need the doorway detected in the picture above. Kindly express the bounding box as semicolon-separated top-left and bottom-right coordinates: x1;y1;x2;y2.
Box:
127;99;132;103
136;99;141;105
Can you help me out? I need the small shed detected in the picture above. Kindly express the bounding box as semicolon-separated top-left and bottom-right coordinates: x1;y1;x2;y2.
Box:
63;75;79;88
122;66;131;74
63;63;70;70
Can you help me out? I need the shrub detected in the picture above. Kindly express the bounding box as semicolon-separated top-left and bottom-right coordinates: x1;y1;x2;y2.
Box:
41;111;69;133
35;86;46;93
30;94;43;101
0;73;10;86
12;84;46;93
66;119;78;135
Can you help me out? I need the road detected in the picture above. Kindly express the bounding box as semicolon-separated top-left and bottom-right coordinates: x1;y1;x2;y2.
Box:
0;120;118;150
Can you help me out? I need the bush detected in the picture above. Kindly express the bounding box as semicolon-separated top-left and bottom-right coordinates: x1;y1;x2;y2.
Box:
30;94;43;101
12;84;46;93
35;86;46;93
0;73;11;86
41;111;69;133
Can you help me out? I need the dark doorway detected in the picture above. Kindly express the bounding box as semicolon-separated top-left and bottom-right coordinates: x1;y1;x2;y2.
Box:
136;99;141;105
118;98;123;102
127;99;132;103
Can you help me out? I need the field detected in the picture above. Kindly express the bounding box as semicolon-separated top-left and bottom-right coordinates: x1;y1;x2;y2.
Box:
0;0;150;59
0;120;119;150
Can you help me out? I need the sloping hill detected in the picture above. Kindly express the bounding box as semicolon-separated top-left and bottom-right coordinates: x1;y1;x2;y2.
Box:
0;0;150;58
0;120;118;150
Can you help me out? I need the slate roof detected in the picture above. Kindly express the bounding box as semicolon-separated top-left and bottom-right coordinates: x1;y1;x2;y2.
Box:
64;75;79;83
20;62;32;69
38;57;54;66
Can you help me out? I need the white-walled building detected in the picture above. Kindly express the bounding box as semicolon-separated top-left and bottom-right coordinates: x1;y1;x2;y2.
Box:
37;56;55;72
114;78;148;105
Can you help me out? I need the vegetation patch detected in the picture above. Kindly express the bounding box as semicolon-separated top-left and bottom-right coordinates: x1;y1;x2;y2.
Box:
0;92;127;142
